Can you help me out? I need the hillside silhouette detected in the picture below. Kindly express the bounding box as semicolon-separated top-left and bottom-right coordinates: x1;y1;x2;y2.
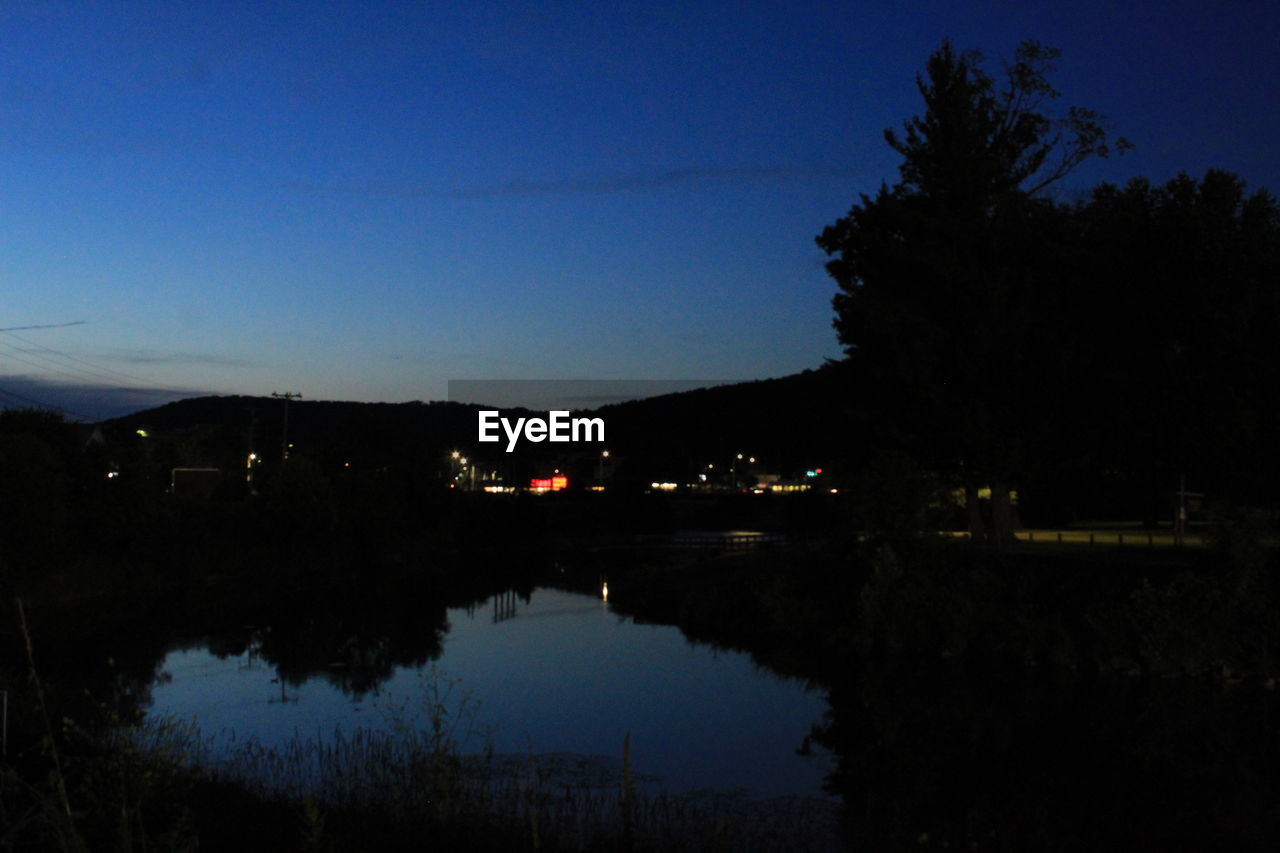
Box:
99;365;852;487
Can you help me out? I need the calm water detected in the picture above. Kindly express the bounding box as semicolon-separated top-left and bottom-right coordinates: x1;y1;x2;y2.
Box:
147;587;832;800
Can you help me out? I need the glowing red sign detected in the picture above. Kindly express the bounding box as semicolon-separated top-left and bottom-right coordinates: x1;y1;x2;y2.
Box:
529;476;569;491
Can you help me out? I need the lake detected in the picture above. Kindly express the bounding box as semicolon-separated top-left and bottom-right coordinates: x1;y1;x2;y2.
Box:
146;585;833;801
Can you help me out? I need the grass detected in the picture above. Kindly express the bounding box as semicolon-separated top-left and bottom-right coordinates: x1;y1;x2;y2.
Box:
184;733;839;851
4;589;841;851
118;668;843;852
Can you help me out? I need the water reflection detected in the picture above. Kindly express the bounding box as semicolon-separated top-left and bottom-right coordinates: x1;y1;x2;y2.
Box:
147;587;832;800
491;588;520;623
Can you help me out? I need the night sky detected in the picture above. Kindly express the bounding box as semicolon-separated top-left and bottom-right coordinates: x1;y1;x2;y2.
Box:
2;1;1277;419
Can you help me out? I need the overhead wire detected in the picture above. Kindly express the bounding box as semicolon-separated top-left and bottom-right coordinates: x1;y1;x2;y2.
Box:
0;322;178;421
0;331;164;388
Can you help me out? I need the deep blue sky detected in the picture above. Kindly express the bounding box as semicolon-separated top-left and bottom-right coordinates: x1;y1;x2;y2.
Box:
2;1;1277;419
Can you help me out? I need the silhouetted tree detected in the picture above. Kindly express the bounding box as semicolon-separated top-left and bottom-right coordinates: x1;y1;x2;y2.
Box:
1073;170;1280;509
817;40;1128;544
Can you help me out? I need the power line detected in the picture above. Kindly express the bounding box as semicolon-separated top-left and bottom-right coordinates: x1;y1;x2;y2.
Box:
0;318;154;417
0;322;178;390
0;343;133;389
0;334;162;388
0;321;86;332
0;320;185;420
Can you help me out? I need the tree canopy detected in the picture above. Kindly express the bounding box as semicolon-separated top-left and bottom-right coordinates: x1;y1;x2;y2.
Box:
884;41;1129;206
818;40;1130;543
813;41;1280;536
1071;170;1280;509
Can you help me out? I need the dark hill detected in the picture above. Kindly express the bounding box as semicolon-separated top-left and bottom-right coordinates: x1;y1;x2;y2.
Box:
99;366;853;482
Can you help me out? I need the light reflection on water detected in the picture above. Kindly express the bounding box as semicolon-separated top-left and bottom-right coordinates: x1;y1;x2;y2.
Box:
147;587;831;799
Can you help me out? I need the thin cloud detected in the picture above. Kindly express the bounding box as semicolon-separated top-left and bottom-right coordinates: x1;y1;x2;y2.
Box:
291;165;836;200
106;349;261;368
438;165;827;199
389;350;535;369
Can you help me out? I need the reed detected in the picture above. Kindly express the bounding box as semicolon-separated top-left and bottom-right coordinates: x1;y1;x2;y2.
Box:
152;669;842;851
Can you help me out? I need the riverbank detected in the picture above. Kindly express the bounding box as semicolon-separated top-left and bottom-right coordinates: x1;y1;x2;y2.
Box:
556;531;1212;679
553;532;1280;850
4;506;1278;851
1;569;842;852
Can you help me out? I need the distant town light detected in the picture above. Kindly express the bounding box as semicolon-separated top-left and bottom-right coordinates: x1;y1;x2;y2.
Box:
529;475;568;492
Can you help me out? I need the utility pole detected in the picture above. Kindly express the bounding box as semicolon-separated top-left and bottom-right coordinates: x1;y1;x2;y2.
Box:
272;392;302;462
246;407;259;493
1174;474;1204;547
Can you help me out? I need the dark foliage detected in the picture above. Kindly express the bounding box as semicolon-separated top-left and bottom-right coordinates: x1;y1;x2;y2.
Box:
818;40;1278;532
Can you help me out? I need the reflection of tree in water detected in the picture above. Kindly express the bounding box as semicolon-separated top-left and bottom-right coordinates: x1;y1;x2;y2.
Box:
268;632;411;698
4;574;511;746
200;584;454;699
